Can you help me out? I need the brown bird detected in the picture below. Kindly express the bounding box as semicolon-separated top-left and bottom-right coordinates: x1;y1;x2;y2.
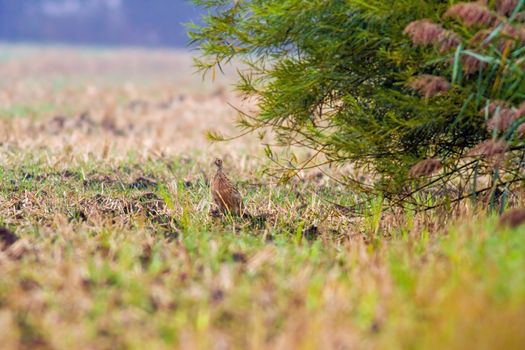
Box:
211;158;243;216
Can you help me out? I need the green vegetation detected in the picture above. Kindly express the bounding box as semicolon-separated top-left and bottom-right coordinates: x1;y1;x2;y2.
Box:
1;151;524;349
190;0;525;208
0;12;524;349
0;103;59;119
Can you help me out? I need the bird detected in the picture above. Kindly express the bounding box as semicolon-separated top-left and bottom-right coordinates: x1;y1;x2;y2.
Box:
211;158;243;216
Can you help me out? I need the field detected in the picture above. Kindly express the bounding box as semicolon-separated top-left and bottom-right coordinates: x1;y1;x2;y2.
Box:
0;45;524;350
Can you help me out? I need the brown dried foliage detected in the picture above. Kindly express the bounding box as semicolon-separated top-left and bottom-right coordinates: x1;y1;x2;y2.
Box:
404;19;444;46
471;16;525;47
486;100;510;114
408;158;443;178
468;139;507;157
485;108;517;132
517;101;525;117
469;29;508;51
467;139;508;167
406;75;451;99
500;23;525;42
445;2;496;27
79;193;171;226
404;19;461;52
438;30;462;52
462;54;488;74
496;0;520;15
499;208;525;228
506;102;525;137
517;123;525;138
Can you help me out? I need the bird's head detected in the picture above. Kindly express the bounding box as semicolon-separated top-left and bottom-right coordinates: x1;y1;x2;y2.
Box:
214;158;223;169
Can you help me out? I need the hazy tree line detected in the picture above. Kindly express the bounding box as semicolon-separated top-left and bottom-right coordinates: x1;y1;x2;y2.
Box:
0;0;199;47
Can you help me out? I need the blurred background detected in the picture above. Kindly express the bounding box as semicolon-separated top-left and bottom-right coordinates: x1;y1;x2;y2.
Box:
0;0;256;160
0;0;200;48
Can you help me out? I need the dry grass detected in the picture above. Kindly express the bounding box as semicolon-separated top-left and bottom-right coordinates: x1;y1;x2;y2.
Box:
0;44;261;158
0;44;524;350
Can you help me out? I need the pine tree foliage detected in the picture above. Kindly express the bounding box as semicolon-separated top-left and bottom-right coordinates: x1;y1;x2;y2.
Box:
189;0;525;209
